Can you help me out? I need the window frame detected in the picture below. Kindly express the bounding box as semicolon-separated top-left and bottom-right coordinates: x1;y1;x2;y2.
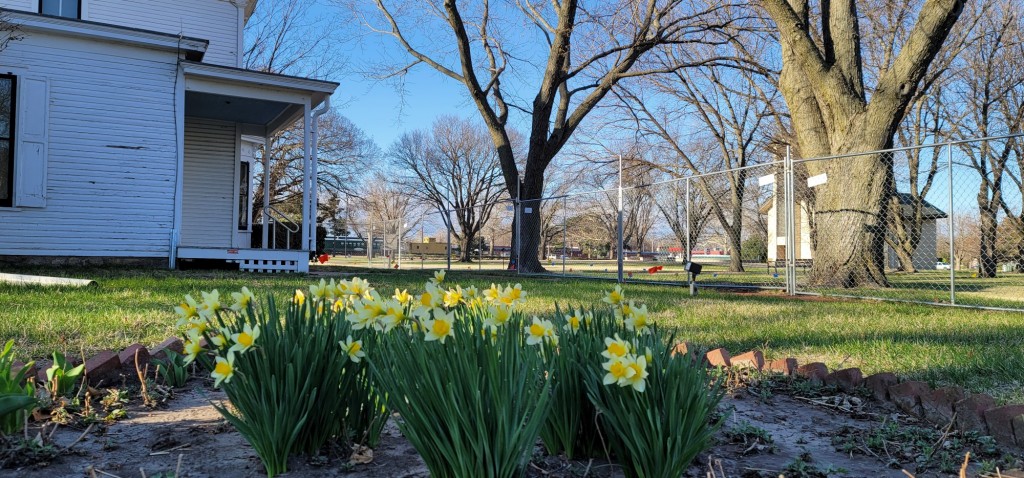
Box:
0;73;15;208
38;0;82;20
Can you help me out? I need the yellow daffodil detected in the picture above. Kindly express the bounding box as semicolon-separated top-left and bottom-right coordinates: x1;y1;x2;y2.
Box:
602;285;624;306
602;335;631;360
210;329;229;349
624;303;651;334
335;279;351;297
174;294;200;325
525;317;558;346
229;287;255;312
584;311;594;327
211;353;236;387
418;283;443;309
350;295;385;330
293;289;306;306
229;323;260;354
464;285;479;300
621;355;649;392
310;279;330;300
423;309;455;343
339;335;366;363
483;304;513;329
603;357;633;385
443;286;464;308
198;290;222;318
346;278;373;299
565;311;582;334
393;288;412;305
501;284;525;305
483;283;502;302
331;299;347;314
432;270;446;284
182;333;204;365
380;299;409;332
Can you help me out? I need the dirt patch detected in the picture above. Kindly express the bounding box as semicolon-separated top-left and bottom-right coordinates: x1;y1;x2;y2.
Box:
3;380;1019;477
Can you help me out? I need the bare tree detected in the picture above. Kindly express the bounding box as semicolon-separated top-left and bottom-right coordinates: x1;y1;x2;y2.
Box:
948;2;1024;278
354;172;422;258
363;0;743;272
390;116;506;262
759;0;966;287
252;113;379;222
615;45;779;271
244;0;342;78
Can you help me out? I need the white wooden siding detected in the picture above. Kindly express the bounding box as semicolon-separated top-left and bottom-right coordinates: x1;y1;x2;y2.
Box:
0;0;242;67
181;118;236;248
0;0;33;12
0;30;179;257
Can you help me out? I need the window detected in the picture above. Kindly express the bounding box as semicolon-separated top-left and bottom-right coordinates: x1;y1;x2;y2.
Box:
40;0;80;19
238;160;250;230
0;74;13;208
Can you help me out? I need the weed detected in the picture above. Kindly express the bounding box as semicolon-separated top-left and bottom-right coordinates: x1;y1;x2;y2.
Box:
44;352;84;398
152;350;190;388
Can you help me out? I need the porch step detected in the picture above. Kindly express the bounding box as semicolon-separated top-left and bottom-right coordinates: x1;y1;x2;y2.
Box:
232;259;300;273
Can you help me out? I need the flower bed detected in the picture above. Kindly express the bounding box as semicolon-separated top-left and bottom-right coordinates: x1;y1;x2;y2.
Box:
171;272;723;477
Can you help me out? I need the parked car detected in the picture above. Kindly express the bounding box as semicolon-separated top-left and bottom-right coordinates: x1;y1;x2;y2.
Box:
936;261;951;270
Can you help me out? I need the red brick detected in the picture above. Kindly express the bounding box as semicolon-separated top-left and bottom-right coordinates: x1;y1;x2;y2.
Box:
152;337;184;360
888;381;931;416
864;373;898;402
11;361;37;383
920;387;967;425
984;405;1024;447
796;362;829;384
825;368;863;393
767;358;798;376
118;344;151;379
955;394;996;434
84;351;120;387
731;351;765;371
705;348;731;367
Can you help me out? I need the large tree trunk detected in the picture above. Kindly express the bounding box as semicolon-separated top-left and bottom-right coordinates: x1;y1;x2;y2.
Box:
806;151;892;287
458;234;474;263
726;224;744;272
977;205;999;278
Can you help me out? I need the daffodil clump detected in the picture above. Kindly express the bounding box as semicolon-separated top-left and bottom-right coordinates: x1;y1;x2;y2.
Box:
581;285;724;478
171;281;388;478
368;273;552;478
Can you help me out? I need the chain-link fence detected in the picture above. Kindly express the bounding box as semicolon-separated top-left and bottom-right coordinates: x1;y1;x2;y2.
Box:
323;134;1024;312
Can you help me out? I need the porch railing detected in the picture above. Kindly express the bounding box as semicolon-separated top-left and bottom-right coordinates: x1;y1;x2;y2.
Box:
266;205;300;250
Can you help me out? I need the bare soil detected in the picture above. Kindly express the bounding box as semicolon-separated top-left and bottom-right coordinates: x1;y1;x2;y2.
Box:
3;381;1020;478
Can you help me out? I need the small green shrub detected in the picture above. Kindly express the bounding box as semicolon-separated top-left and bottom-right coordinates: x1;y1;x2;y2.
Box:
45;351;84;398
0;341;36;435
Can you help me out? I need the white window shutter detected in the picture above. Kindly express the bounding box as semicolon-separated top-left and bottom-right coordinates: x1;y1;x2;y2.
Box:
15;77;49;208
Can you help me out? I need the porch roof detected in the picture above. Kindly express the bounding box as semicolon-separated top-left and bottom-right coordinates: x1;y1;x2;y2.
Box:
181;61;339;135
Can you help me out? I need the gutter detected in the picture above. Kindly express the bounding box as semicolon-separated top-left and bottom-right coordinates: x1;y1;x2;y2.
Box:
308;96;331;252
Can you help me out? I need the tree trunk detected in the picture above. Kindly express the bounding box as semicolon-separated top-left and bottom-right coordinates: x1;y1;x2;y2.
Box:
806;152;892;288
885;197;920;273
1015;241;1024;273
726;225;744;273
459;235;474;263
978;205;999;278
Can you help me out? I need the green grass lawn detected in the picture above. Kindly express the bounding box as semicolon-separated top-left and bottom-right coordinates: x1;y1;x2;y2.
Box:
2;266;1023;403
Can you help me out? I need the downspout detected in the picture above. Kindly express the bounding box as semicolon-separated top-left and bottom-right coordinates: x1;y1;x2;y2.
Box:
309;96;331;252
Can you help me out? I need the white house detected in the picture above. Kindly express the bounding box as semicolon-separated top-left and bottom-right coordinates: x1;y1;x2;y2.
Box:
761;182;947;271
0;0;337;272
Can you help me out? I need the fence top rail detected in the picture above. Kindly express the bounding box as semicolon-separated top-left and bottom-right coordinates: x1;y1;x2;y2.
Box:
792;132;1024;164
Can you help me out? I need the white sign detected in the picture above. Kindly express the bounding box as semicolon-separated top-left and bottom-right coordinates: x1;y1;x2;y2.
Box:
807;173;828;188
758;174;775;186
524;207;533;214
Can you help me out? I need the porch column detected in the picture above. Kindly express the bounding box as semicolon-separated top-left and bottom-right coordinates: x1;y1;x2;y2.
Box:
301;100;312;251
262;132;271;249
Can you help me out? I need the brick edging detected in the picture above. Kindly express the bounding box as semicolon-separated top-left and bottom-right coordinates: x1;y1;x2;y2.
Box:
673;342;1024;450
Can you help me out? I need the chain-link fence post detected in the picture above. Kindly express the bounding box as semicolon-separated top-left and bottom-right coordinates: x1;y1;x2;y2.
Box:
947;143;956;305
420;223;424;270
684;177;691;264
785;146;797;295
446;208;452;272
562;196;568;275
617;155;624;284
515;175;521;275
